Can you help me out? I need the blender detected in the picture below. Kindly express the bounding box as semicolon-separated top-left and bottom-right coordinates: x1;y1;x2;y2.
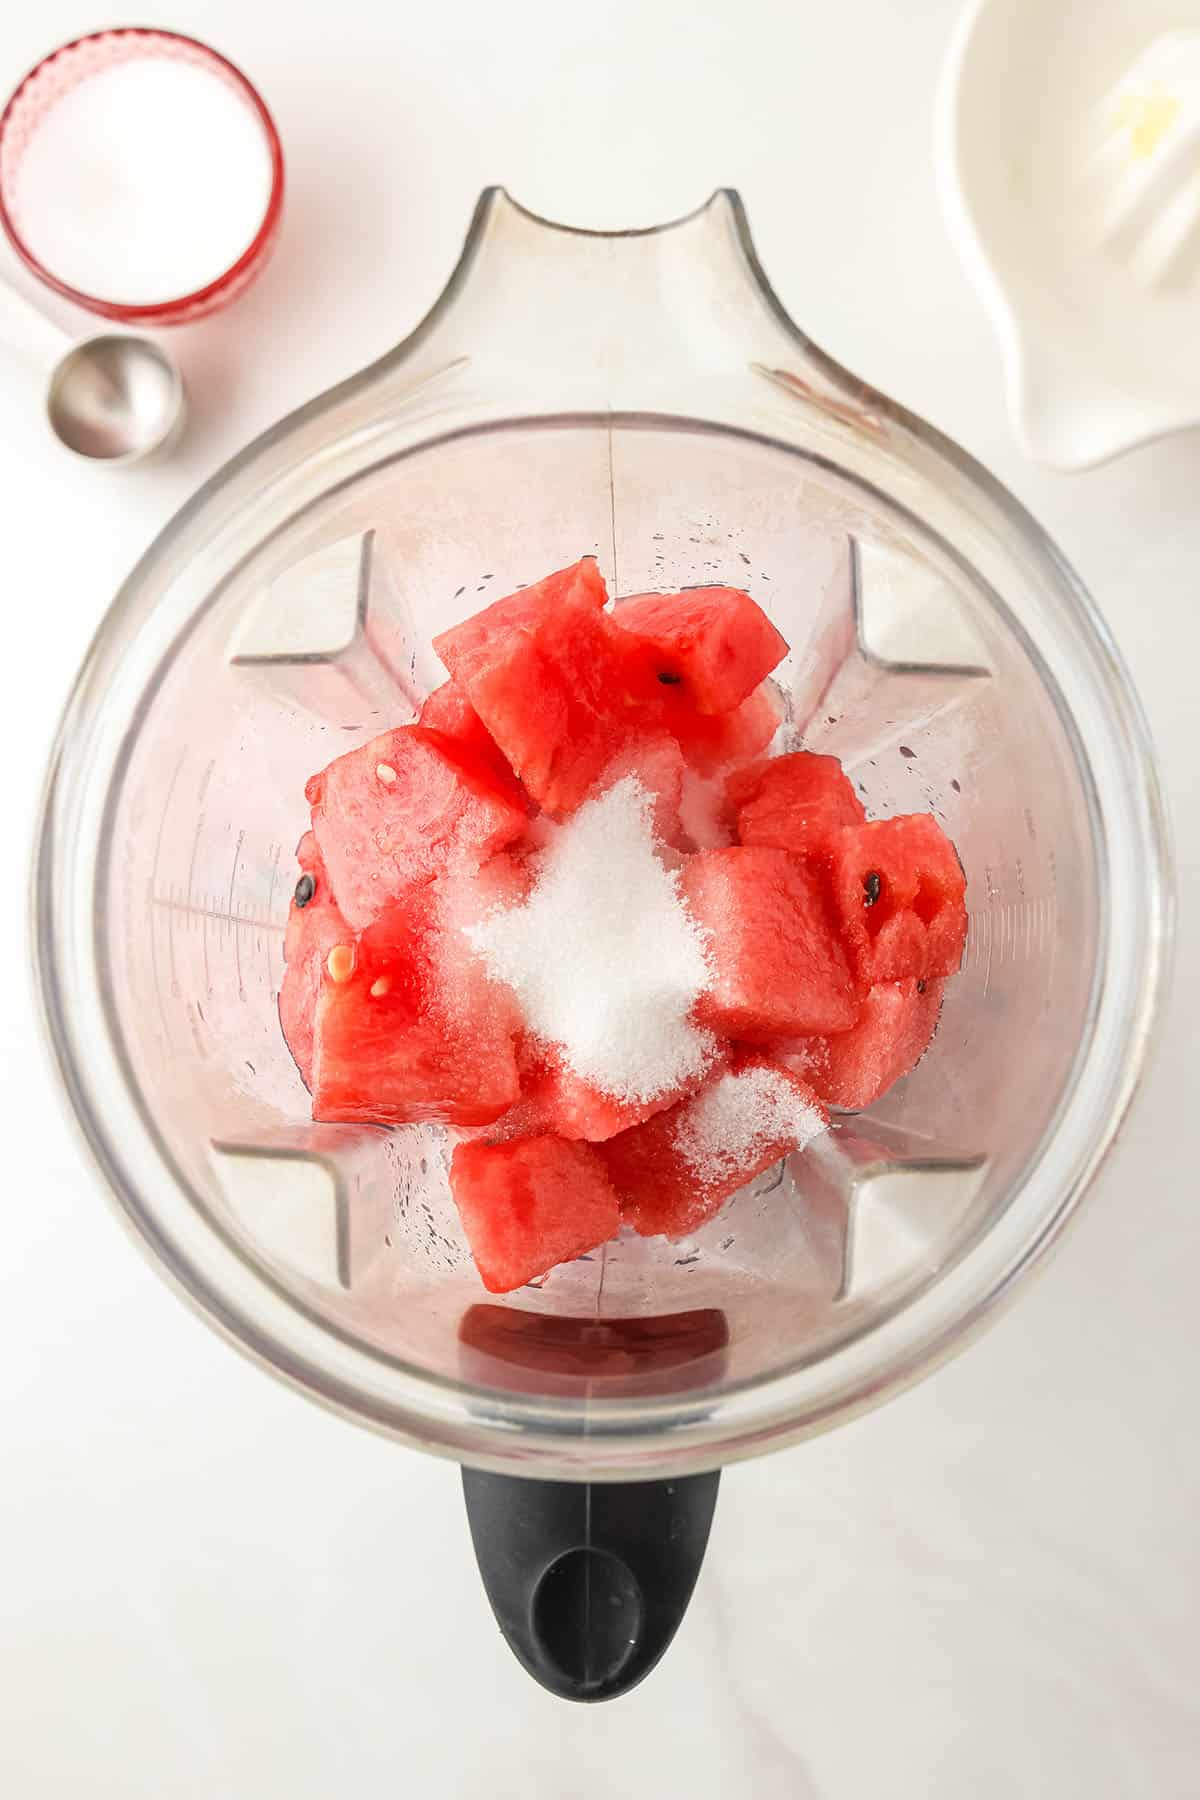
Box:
33;190;1170;1700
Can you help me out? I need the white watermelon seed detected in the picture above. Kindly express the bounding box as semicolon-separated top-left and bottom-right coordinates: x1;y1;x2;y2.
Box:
326;945;355;983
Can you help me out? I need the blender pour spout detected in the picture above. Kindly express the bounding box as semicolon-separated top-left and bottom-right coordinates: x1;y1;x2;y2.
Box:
462;1466;720;1702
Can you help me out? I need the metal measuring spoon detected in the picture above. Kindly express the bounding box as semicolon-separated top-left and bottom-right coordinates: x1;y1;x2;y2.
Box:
0;274;184;464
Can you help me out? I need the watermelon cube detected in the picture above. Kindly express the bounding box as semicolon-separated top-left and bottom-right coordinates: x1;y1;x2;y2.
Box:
418;679;520;792
828;814;967;983
677;764;736;853
449;1135;621;1293
727;751;866;860
777;977;946;1111
665;682;783;775
508;1036;706;1143
682;846;860;1040
432;558;662;816
311;890;520;1128
600;1058;827;1240
434;557;607;671
588;730;687;849
465;846;535;917
614;586;788;714
306;724;527;930
278;833;353;1090
534;1067;676;1141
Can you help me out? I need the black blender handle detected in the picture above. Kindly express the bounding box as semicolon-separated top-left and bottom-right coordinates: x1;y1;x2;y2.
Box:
461;1466;720;1702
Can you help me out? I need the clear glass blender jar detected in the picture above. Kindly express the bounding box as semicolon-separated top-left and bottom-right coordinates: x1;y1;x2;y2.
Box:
33;192;1169;1680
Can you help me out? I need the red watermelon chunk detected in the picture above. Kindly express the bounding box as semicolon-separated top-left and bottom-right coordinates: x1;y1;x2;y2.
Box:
433;558;662;817
614;586;788;714
449;1135;620;1293
278;833;352;1090
588;730;687;849
506;1035;708;1143
307;724;526;930
677;765;736;853
666;682;783;775
600;1057;828;1240
536;1068;677;1141
311;888;520;1128
434;848;534;939
829;814;967;983
418;680;521;792
727;751;866;860
455;846;536;914
683;846;860;1040
775;978;946;1111
433;557;607;672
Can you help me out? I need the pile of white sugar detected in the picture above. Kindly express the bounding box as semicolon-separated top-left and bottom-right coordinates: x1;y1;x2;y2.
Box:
13;59;274;305
468;775;715;1103
674;1065;826;1185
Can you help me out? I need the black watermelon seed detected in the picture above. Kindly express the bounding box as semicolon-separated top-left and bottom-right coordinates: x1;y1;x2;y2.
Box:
294;873;316;908
899;744;916;759
657;670;683;685
863;871;881;907
917;979;927;994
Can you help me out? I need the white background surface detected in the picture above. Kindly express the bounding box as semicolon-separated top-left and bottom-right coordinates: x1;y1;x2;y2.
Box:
1;2;1197;1795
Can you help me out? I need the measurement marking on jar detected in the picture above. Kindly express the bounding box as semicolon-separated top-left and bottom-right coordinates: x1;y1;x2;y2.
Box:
266;841;282;919
148;880;174;1047
228;831;247;999
186;763;217;991
186;1000;207;1058
150;751;189;1041
265;841;284;985
152;891;286;933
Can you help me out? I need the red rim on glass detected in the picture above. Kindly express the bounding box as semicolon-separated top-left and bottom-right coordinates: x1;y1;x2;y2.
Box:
0;28;285;326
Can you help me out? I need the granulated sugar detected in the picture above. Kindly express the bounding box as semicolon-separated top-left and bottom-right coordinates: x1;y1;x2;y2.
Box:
467;775;715;1102
13;58;274;305
673;1064;826;1185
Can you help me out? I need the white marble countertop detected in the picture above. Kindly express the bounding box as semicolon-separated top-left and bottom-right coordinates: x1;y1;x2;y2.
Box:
1;1;1197;1793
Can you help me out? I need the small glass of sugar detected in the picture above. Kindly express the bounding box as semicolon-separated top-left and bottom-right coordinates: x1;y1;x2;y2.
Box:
0;29;283;325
